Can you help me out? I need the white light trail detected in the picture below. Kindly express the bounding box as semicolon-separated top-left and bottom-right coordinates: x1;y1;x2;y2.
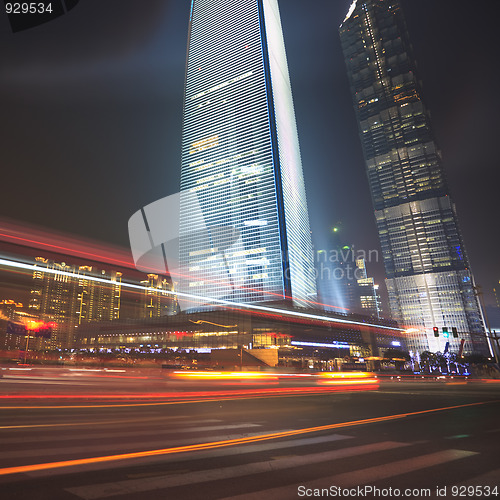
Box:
0;258;403;332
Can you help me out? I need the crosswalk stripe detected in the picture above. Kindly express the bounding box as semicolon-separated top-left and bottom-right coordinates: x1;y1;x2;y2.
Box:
454;468;500;486
220;449;478;500
65;441;408;499
26;433;353;477
0;427;272;461
0;422;257;445
318;449;477;486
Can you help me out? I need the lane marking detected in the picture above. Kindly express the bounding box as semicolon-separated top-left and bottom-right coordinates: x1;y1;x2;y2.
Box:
0;399;497;476
66;442;408;499
0;417;221;431
0;422;251;443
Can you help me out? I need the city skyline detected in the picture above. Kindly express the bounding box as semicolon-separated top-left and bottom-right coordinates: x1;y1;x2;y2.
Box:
1;5;500;493
1;0;499;314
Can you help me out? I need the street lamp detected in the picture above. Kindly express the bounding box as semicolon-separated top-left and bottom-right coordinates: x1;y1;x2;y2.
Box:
473;285;499;364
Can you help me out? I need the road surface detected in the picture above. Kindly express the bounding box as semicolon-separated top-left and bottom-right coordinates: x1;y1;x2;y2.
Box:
1;368;499;499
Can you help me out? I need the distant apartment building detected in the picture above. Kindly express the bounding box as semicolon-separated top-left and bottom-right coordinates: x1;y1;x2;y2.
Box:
76;266;122;323
0;299;27;349
29;257;122;348
141;274;176;319
0;299;24;320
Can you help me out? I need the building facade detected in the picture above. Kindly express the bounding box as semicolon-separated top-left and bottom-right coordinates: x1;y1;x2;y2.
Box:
76;267;122;324
179;0;316;309
75;305;403;364
339;0;489;355
29;257;122;348
140;274;176;319
356;258;382;318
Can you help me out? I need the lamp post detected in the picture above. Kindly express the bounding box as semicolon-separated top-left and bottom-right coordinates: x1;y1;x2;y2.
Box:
23;333;30;365
473;285;499;364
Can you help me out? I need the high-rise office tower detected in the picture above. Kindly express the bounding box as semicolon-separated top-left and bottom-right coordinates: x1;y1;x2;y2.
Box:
316;226;360;314
356;258;382;319
179;0;316;309
494;282;500;309
339;0;490;355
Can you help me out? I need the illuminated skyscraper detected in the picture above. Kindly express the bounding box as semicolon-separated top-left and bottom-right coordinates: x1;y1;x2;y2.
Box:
356;258;382;319
339;0;490;355
179;0;317;309
494;282;500;309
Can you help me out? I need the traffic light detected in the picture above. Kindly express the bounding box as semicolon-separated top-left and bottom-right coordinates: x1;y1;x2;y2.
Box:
433;327;439;337
452;327;458;338
442;327;449;338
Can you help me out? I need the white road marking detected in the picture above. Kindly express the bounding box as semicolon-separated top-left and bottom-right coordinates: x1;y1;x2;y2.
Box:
65;441;407;499
26;433;353;477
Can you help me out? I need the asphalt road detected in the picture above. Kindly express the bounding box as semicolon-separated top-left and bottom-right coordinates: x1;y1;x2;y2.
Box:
1;369;499;499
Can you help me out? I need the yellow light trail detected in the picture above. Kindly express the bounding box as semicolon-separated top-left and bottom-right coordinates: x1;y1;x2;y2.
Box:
0;400;497;476
189;319;238;328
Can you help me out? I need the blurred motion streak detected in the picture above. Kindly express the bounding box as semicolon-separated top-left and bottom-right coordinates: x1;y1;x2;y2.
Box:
0;217;136;269
0;387;377;407
169;370;279;381
0;257;405;332
0;219;398;317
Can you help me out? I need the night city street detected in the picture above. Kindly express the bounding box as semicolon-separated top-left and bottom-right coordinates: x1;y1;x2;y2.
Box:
1;369;500;499
2;0;500;498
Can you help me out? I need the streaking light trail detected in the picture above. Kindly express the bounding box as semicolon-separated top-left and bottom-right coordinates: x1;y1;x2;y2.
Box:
291;341;350;349
0;258;404;333
0;381;379;409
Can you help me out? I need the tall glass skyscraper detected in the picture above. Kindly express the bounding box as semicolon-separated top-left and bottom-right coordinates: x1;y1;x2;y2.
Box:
339;0;490;355
179;0;317;309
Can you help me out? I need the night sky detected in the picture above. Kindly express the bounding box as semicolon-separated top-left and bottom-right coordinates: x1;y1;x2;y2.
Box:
1;0;499;309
